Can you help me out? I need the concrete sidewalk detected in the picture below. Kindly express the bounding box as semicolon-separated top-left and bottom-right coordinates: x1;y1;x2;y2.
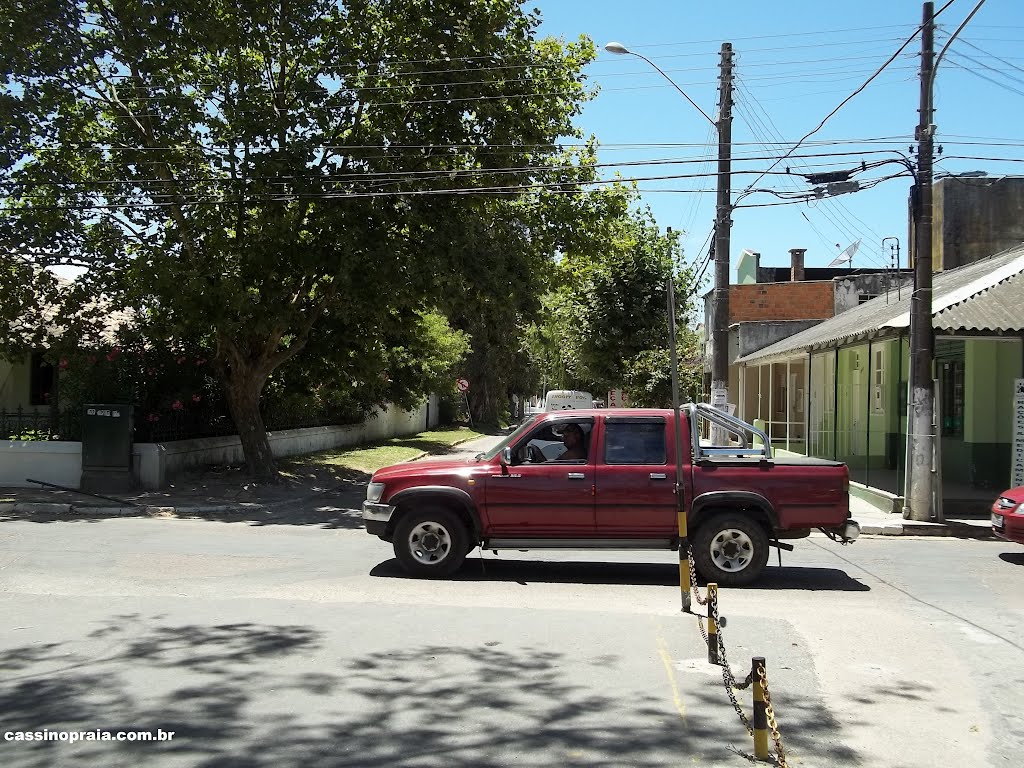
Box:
850;487;995;539
0;434;502;521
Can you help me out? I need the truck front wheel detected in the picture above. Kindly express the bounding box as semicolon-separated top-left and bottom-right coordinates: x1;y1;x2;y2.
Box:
692;513;769;586
393;506;469;578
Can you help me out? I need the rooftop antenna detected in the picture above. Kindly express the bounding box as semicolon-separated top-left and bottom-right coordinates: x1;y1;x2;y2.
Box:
882;237;901;302
827;239;860;268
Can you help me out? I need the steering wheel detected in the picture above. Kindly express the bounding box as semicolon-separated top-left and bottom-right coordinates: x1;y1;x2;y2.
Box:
527;444;547;463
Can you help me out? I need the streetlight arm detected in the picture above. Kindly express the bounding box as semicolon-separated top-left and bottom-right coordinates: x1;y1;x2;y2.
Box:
604;43;717;127
930;0;988;103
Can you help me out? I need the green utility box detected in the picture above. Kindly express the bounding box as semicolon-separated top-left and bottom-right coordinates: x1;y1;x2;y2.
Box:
81;404;134;492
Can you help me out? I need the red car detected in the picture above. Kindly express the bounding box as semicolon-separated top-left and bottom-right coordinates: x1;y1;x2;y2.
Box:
992;487;1024;544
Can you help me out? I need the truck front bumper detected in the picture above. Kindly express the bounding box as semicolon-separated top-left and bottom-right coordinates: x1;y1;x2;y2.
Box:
362;501;395;537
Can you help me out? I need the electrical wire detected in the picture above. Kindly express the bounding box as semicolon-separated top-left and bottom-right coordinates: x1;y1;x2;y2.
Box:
945;57;1024;98
736;0;959;199
952;36;1024;76
734;77;889;268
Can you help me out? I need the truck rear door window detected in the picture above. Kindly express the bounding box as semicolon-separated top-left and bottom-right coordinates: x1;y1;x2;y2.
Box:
603;418;667;465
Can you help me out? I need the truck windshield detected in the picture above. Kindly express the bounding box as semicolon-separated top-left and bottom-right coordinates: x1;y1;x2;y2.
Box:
477;415;541;460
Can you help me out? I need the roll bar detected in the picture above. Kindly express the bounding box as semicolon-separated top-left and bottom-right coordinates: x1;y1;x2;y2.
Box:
686;403;772;461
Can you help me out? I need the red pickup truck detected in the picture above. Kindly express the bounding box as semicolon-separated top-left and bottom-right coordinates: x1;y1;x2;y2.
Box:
362;405;859;585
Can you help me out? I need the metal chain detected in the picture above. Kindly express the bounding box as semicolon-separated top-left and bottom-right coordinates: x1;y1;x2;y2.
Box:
687;546;709;606
686;545;709;651
685;548;787;768
695;612;709;644
758;662;789;768
709;588;753;735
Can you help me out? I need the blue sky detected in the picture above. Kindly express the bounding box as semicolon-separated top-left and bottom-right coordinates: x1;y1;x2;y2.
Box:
533;0;1024;277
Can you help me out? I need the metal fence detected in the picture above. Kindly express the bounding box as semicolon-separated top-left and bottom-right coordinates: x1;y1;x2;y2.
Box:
1;408;81;441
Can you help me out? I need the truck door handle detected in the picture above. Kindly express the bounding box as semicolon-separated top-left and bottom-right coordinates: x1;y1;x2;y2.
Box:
649;473;667;480
567;472;586;480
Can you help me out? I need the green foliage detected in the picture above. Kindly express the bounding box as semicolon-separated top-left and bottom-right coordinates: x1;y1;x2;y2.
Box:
53;329;222;423
6;428;51;441
527;206;706;405
265;309;469;416
1;0;598;475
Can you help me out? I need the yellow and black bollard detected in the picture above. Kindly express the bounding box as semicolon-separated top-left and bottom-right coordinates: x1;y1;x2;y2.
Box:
707;583;719;664
678;509;691;613
752;656;770;760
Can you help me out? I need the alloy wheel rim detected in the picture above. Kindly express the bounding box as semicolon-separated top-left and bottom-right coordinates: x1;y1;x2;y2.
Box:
409;521;452;564
709;528;754;572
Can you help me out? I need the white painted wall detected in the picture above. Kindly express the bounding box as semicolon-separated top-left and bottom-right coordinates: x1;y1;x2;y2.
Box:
0;440;81;488
1;397;439;490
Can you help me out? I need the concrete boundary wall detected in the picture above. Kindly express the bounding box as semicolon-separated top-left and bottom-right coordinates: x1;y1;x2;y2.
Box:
2;397;437;490
0;440;82;488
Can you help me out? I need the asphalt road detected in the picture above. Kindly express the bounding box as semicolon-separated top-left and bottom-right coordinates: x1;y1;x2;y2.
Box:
1;505;1022;768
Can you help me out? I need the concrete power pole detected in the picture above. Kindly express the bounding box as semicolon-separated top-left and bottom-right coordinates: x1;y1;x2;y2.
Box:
711;42;734;412
905;1;936;521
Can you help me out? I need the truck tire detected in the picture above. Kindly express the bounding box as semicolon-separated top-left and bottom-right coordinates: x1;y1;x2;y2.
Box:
393;506;469;578
692;513;769;586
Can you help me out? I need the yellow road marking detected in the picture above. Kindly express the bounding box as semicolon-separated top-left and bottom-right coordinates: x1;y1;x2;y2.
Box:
656;634;688;725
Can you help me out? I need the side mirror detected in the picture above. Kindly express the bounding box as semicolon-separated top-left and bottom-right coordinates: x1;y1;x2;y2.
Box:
501;447;513;466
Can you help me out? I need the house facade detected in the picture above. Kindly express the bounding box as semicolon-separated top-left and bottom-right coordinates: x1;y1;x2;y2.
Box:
735;245;1024;503
703;246;913;449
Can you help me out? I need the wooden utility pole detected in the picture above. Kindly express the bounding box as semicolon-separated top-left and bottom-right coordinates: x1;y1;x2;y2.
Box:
906;2;936;521
711;43;734;412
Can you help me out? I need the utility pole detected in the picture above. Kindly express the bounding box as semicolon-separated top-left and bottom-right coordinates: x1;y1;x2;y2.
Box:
906;1;936;521
711;42;734;412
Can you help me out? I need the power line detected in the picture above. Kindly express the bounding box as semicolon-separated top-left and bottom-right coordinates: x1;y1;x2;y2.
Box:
733;78;889;268
951;37;1024;74
945;57;1024;98
736;14;944;199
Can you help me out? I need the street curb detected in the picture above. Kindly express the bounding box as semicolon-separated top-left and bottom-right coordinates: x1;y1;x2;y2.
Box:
858;520;998;540
859;522;905;536
0;501;269;517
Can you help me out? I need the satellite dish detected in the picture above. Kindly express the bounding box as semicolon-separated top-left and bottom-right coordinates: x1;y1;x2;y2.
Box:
828;239;861;267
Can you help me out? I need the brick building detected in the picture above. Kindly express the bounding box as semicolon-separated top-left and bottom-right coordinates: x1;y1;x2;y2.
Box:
702;247;912;446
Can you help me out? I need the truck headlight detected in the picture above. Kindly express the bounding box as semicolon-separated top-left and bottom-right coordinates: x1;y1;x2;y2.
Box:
366;482;386;503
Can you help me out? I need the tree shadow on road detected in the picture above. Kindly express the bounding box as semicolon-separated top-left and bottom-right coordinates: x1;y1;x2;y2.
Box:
0;611;865;767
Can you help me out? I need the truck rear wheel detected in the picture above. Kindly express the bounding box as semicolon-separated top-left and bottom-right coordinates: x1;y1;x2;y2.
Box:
693;513;769;586
393;506;469;578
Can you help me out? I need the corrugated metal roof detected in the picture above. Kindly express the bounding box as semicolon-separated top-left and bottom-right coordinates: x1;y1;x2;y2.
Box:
931;267;1024;331
735;243;1024;365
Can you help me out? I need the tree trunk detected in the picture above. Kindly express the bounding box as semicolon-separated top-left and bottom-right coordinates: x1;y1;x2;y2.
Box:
470;378;502;425
222;371;277;482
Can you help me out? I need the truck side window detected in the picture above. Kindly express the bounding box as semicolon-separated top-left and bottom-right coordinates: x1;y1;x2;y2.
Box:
514;418;593;464
604;419;667;465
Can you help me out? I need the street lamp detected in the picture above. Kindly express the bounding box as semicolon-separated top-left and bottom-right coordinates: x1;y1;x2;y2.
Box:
605;41;734;615
604;42;716;128
604;40;734;414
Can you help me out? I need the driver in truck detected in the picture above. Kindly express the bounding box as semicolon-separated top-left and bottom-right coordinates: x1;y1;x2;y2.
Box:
559;423;586;461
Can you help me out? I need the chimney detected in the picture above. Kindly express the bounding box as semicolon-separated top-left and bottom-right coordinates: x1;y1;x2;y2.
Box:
790;248;806;282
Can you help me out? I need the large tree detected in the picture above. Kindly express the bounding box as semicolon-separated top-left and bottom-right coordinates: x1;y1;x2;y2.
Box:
528;207;705;406
1;0;595;478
